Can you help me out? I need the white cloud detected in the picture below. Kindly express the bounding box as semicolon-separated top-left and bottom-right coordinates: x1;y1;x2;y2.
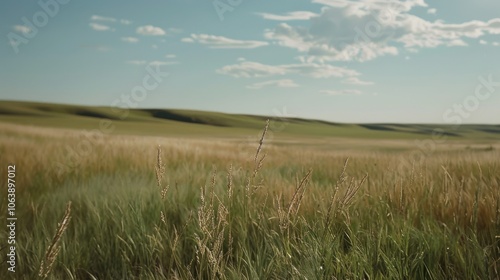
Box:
182;34;268;49
427;8;437;15
247;79;299;89
121;37;139;43
320;89;362;95
217;61;287;78
264;24;311;53
313;0;428;12
13;25;31;34
342;76;374;85
91;16;131;25
493;42;500;47
89;23;113;32
91;15;117;22
263;1;500;62
287;62;359;78
126;60;179;66
257;11;318;21
217;60;359;79
126;60;147;65
165;54;176;58
479;40;488;45
448;39;468;47
120;19;132;25
136;25;166;36
152;44;158;49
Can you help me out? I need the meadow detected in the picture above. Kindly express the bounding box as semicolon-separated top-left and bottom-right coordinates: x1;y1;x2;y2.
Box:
0;101;499;279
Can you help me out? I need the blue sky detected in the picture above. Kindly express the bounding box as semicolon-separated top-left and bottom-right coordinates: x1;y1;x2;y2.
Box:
1;0;499;124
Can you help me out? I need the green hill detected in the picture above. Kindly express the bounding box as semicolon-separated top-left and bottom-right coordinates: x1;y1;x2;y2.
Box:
0;100;499;140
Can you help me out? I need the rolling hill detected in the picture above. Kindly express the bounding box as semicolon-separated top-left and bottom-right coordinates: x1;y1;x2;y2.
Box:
0;100;499;140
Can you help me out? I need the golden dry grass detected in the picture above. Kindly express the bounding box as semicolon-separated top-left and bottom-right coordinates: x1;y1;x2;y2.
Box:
0;122;499;279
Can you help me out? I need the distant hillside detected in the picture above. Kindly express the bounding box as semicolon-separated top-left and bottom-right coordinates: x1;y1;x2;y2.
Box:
0;100;499;140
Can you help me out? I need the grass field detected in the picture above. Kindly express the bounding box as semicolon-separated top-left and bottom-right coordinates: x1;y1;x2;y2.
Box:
0;101;499;279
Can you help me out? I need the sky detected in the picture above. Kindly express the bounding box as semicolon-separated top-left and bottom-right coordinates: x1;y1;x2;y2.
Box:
1;0;499;124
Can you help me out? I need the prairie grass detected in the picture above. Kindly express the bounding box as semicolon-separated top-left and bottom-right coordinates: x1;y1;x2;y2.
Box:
38;201;72;279
0;122;498;279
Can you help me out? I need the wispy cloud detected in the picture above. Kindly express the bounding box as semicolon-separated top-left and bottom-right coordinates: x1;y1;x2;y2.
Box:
149;60;179;66
121;37;139;43
342;77;374;86
90;15;117;22
89;23;113;32
182;34;268;49
82;45;111;52
126;60;179;66
286;63;359;78
95;46;111;52
13;25;31;35
217;61;288;78
136;25;166;36
257;11;318;21
90;15;131;25
247;79;299;89
320;89;362;96
427;8;437;15
480;40;500;46
165;54;176;59
217;60;359;79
